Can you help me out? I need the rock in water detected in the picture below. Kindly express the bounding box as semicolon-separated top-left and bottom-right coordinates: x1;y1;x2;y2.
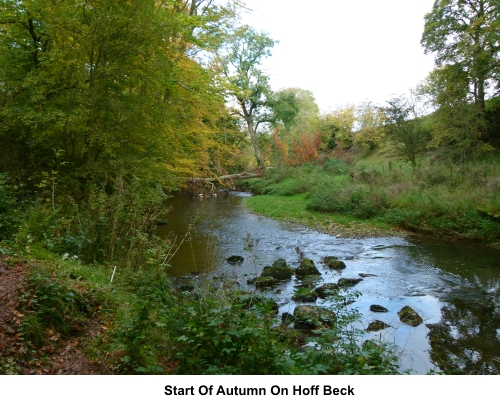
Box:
237;293;278;313
296;258;321;277
261;259;294;280
226;255;244;264
338;278;363;287
366;320;391;332
398;306;423;326
324;256;346;270
370;304;389;313
293;305;336;330
292;288;318;303
315;283;340;299
247;276;279;289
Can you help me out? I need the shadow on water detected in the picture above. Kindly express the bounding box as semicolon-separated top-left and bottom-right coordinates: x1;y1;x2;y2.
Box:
156;192;500;374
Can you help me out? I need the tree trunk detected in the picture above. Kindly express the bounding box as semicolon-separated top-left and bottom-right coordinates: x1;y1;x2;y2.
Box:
247;121;264;167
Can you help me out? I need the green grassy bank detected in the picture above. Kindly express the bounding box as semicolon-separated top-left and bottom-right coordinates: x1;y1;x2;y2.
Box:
241;154;500;245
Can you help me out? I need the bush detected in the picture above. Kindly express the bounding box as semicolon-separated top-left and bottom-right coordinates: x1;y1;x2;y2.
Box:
307;182;389;219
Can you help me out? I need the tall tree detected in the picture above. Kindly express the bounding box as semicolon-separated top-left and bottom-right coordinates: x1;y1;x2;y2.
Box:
421;0;500;119
384;95;430;170
353;102;386;151
217;26;296;166
0;0;240;195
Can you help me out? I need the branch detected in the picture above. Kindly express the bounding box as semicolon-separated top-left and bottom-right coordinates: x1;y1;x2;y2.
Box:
180;168;273;183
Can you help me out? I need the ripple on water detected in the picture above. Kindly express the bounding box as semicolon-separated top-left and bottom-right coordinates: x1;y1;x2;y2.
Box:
158;193;500;374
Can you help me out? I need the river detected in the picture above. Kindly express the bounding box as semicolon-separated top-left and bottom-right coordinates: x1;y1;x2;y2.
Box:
156;192;500;374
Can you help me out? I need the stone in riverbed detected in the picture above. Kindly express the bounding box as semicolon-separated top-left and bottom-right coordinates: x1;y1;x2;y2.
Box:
247;276;279;289
366;320;391;332
338;277;363;288
359;273;377;278
315;283;340;299
296;258;321;277
398;306;423;326
175;279;196;292
261;259;294;280
324;256;346;270
293;305;336;330
370;304;389;313
226;255;244;264
292;288;318;303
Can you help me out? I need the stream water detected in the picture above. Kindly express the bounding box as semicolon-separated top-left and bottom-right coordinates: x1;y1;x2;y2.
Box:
156;192;500;374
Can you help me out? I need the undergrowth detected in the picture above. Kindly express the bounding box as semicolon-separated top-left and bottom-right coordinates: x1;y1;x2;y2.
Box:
243;155;500;243
5;246;400;375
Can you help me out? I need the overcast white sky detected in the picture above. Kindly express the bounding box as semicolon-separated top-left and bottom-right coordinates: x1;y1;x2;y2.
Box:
241;0;437;112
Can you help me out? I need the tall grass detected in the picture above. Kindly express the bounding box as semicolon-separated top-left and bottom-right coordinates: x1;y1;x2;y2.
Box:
245;156;500;243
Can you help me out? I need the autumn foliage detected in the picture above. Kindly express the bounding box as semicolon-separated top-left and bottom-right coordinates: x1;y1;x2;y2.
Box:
272;130;322;166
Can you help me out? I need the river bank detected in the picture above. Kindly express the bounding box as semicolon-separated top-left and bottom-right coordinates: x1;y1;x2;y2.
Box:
244;193;408;239
239;156;500;247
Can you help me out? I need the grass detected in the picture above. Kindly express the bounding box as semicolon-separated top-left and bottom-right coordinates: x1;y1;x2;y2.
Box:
241;153;500;245
245;194;398;238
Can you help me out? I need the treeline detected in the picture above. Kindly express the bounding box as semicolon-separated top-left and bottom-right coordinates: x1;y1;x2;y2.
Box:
0;0;251;264
251;1;500;169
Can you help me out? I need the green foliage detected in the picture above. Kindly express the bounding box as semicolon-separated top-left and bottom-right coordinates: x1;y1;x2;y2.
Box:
294;302;399;375
307;182;389;220
14;185;170;268
420;0;500;153
383;95;430;169
246;153;500;243
18;265;101;346
217;25;286;166
0;0;242;198
0;174;22;241
322;158;351;175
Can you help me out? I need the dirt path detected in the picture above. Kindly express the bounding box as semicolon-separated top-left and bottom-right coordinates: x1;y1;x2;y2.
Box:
0;257;107;374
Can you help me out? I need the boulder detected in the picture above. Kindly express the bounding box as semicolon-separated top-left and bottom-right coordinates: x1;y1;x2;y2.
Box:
296;258;321;277
315;283;340;299
324;256;346;270
226;255;244;264
366;320;391;332
272;258;287;268
338;277;363;288
292;288;318;303
247;276;279;289
370;304;388;313
398;306;423;326
293;305;336;330
261;259;294;280
359;273;377;278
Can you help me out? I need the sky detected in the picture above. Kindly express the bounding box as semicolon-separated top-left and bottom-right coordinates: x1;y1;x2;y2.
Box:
240;0;437;112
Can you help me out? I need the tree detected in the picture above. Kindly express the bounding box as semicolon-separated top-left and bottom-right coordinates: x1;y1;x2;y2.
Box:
421;0;500;130
322;105;356;149
383;96;430;170
0;0;240;196
217;26;297;166
353;102;386;152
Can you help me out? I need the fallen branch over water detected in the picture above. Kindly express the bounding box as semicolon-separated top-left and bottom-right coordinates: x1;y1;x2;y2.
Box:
181;167;274;183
